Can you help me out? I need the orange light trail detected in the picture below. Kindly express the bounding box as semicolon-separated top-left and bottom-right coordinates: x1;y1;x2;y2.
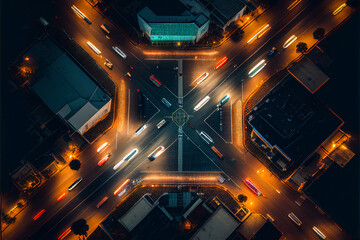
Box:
33;209;46;221
114;179;130;195
143;51;218;56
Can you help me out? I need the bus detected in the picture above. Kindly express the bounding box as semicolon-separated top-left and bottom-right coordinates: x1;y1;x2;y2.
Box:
217;94;230;107
112;46;126;59
312;226;326;239
68;177;83;191
199;131;214;144
149;75;162;87
194;96;210;111
244;178;262;196
211;146;224;159
71;5;91;24
86;41;101;55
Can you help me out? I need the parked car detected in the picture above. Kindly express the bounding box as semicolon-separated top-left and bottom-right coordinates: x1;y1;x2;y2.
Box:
104;59;113;69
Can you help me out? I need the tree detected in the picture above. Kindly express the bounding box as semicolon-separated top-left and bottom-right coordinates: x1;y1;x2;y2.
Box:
296;42;308;53
313;28;325;40
71;219;89;239
346;0;358;8
69;159;81;171
237;194;248;203
230;28;244;42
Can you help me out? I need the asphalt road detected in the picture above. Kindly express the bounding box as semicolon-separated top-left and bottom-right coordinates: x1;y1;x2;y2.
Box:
3;0;354;239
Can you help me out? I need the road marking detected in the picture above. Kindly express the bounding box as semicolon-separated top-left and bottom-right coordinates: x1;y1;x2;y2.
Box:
203;108;230;144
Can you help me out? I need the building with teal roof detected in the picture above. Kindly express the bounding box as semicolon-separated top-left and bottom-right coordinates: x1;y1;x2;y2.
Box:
137;0;210;43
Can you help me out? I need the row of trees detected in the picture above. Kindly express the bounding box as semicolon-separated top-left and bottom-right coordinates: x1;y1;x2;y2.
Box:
295;27;326;54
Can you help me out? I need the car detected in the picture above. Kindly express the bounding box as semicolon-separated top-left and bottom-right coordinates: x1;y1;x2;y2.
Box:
161;98;171;108
217;94;230;108
112;46;127;59
68;177;83;191
248;59;266;78
157;119;166;129
149;75;162;87
333;3;347;15
267;47;277;56
214;56;228;69
218;173;230;183
288;212;302;226
104;59;113;69
148;146;165;161
199;131;214;144
100;24;110;34
135;124;147;136
96;196;109;208
283;35;297;48
98;153;111;166
194;96;210;111
195;72;209;85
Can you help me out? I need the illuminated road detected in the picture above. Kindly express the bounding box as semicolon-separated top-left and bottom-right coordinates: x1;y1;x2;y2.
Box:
3;0;354;239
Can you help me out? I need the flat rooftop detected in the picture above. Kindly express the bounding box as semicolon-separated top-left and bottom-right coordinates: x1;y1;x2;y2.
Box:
118;196;154;232
190;206;240;240
248;75;343;164
288;57;329;93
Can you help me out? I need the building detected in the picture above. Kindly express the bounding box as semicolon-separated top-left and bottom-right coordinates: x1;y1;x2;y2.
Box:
199;0;250;30
190;205;240;240
247;76;343;177
137;0;210;43
24;36;111;135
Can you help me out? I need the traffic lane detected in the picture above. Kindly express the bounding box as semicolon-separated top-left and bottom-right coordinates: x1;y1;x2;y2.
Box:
8;111;170;240
123;126;179;173
29;127;179;240
194;0;345;105
200;125;349;240
187;0;352;115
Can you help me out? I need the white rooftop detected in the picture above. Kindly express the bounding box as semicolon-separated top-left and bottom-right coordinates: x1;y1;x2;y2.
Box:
118;196;154;232
190;206;239;240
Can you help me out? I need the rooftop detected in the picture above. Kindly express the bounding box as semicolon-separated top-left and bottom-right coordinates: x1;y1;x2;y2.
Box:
248;75;343;166
118;195;154;232
27;36;110;132
138;0;209;26
190;205;240;240
200;0;247;27
288;56;329;93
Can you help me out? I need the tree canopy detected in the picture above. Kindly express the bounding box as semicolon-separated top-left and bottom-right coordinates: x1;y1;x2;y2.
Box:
69;159;81;171
313;28;325;40
71;219;89;238
296;42;308;53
